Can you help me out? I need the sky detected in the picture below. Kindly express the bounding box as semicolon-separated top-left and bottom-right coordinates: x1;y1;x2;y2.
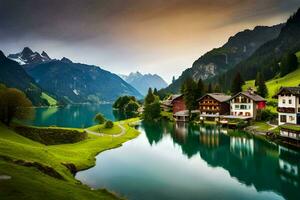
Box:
1;0;300;83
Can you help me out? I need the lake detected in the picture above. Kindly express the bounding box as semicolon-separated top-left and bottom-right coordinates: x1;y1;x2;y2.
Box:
29;104;121;128
31;105;300;200
76;121;300;200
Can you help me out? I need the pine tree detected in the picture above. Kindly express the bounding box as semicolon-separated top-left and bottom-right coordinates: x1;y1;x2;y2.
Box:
153;88;159;97
257;73;268;98
145;88;155;105
280;53;298;77
231;72;244;95
214;84;221;93
182;78;198;112
172;76;176;84
254;72;261;86
196;78;205;100
207;83;213;93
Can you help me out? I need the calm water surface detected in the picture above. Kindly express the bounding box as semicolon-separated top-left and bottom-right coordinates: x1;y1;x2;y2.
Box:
76;121;300;200
30;104;120;128
31;105;300;200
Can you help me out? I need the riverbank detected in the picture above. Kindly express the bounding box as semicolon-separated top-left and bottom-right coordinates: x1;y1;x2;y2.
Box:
0;118;140;200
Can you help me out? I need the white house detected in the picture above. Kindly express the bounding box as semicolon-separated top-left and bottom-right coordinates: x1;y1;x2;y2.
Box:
274;87;300;142
228;89;266;120
274;87;300;125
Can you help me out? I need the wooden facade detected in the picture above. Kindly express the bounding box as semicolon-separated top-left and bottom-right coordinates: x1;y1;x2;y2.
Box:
172;95;186;114
198;94;230;115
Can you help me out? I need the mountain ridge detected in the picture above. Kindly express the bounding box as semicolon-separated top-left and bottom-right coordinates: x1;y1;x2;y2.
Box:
120;71;168;95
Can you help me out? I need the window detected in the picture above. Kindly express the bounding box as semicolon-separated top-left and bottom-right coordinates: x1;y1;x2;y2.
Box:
240;105;247;110
235;105;239;109
289;99;292;104
280;115;287;123
283;99;286;104
289;116;295;122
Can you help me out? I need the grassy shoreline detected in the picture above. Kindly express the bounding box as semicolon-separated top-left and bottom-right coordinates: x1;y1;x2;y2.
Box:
0;118;141;200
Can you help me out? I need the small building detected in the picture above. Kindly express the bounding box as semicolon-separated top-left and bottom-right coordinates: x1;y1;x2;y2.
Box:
228;89;266;120
170;94;186;114
273;87;300;125
198;93;231;116
160;94;182;112
273;87;300;142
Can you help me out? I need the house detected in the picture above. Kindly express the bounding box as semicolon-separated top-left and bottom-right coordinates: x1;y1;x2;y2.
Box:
198;93;231;116
273;87;300;142
170;94;186;114
229;89;266;120
160;94;182;112
273;87;300;125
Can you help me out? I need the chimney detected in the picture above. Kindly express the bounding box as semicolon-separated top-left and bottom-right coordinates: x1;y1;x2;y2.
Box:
247;87;255;95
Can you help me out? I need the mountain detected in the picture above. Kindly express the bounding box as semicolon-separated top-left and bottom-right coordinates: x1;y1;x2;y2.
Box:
26;60;143;103
8;47;51;65
120;71;168;95
162;24;284;93
0;50;52;106
217;8;300;90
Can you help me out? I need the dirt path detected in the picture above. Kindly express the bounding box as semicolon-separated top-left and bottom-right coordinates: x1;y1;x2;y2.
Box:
84;122;126;137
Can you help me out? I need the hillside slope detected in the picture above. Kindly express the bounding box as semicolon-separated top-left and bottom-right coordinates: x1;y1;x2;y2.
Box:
220;8;300;90
0;50;55;106
162;24;283;93
26;60;143;103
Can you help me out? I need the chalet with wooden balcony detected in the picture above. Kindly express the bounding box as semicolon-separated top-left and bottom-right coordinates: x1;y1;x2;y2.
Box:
273;87;300;142
228;89;266;120
198;93;231;116
273;87;300;125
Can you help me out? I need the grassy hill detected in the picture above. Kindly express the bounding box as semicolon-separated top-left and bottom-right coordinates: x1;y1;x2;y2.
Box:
0;119;140;200
243;51;300;112
243;67;300;101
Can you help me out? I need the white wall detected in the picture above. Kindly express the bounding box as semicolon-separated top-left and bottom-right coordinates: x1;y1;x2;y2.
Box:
278;113;297;125
278;95;296;108
230;101;254;117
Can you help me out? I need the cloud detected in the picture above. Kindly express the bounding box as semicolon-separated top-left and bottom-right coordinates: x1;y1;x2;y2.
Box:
0;0;299;82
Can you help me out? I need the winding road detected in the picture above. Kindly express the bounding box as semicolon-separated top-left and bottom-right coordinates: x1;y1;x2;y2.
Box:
84;122;126;137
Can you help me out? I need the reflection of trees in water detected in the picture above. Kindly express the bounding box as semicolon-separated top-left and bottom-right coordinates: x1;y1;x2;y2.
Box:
142;121;165;145
142;121;300;200
113;110;138;121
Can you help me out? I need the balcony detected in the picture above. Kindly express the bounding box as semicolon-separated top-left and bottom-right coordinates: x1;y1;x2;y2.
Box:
277;107;296;113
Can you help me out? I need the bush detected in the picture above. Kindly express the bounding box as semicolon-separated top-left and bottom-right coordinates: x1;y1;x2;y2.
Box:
14;126;87;145
105;120;114;128
257;109;276;121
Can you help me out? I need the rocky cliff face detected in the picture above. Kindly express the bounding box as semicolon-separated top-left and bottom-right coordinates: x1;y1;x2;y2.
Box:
162;24;284;93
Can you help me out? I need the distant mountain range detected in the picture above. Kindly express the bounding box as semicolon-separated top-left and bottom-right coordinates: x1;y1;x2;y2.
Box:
1;47;143;105
120;72;168;96
162;23;284;93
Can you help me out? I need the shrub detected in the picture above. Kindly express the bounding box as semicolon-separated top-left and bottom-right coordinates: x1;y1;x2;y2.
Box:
105;120;114;128
14;126;87;145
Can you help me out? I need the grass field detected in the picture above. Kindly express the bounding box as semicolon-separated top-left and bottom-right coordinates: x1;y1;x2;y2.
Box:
87;122;122;135
243;51;300;102
0;118;140;200
41;92;58;106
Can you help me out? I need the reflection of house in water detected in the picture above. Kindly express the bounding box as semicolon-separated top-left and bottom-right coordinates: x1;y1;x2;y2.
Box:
230;137;254;158
174;122;188;143
199;126;220;148
278;146;300;188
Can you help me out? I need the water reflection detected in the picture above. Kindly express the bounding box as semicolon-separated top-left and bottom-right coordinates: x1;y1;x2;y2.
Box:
141;121;300;200
30;104;115;128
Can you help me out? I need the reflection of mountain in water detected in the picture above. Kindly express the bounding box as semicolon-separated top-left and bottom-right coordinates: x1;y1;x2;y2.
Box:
141;121;300;200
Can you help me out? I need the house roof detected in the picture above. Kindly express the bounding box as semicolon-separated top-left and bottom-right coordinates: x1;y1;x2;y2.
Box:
273;87;300;98
229;91;266;102
197;93;231;103
161;94;183;106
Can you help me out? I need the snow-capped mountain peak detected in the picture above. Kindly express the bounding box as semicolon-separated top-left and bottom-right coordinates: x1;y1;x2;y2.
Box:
8;47;51;65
